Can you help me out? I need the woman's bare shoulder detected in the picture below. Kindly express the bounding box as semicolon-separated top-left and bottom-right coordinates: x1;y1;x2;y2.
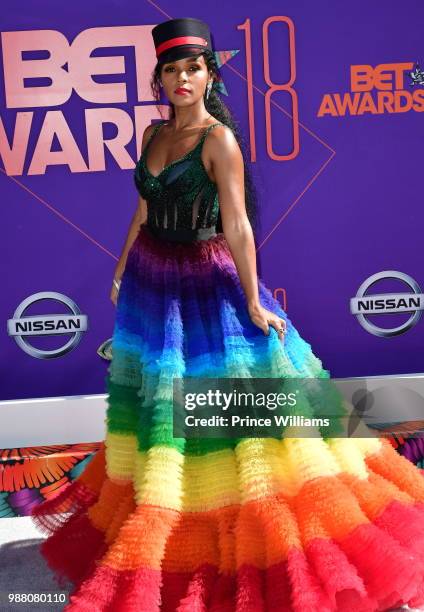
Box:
143;121;161;142
205;123;241;162
140;121;165;155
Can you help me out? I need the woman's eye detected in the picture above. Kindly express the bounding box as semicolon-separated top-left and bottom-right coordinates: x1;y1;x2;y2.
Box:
163;66;199;73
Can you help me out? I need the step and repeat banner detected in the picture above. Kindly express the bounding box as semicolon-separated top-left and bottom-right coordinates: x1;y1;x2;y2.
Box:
1;2;423;515
2;2;423;402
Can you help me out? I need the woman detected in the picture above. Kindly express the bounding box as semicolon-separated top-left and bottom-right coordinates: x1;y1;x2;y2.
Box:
32;18;424;612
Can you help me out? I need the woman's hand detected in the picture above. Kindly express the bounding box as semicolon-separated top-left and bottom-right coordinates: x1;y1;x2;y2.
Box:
248;302;287;340
110;260;125;307
110;277;121;307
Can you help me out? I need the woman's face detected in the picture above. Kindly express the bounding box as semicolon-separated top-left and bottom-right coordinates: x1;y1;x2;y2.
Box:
160;54;212;106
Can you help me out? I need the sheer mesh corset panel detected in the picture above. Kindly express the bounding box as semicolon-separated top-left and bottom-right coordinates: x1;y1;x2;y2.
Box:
134;121;224;236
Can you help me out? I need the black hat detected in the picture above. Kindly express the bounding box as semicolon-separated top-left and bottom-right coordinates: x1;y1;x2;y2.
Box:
152;17;213;64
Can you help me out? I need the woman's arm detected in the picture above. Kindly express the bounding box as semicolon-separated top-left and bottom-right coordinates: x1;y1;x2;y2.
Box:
114;125;154;277
113;195;146;282
207;126;286;339
110;124;154;305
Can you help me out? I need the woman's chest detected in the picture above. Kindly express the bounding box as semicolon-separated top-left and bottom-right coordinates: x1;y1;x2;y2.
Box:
134;154;215;201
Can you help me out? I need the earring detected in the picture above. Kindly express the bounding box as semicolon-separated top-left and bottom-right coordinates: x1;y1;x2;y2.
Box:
159;79;163;87
205;80;213;99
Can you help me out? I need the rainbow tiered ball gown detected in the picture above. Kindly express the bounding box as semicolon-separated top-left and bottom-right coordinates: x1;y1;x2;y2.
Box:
31;121;424;611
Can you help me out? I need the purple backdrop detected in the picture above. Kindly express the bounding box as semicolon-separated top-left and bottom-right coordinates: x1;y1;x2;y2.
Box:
1;1;423;401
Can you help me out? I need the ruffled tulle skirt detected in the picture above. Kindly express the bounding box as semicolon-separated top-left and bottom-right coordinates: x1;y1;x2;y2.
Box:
31;224;424;611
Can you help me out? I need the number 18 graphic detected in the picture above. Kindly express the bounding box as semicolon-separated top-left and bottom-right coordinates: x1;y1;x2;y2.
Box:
238;16;299;162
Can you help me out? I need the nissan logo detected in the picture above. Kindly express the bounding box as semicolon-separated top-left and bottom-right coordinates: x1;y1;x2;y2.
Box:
350;271;423;337
7;292;88;359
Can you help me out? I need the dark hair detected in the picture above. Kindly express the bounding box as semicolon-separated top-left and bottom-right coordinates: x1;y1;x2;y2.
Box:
150;50;260;236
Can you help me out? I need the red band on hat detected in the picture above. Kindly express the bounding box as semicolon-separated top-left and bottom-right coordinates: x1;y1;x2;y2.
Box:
156;36;208;58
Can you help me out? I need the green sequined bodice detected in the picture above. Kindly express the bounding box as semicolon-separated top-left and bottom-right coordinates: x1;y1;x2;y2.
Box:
134;121;223;237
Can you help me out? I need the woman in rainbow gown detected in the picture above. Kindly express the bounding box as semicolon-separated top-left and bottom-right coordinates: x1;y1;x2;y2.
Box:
31;17;424;612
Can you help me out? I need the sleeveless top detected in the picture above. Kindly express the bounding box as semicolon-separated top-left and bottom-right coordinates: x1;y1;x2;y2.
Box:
133;120;225;243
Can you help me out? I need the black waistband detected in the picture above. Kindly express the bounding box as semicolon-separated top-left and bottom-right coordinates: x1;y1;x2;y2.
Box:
146;224;217;243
